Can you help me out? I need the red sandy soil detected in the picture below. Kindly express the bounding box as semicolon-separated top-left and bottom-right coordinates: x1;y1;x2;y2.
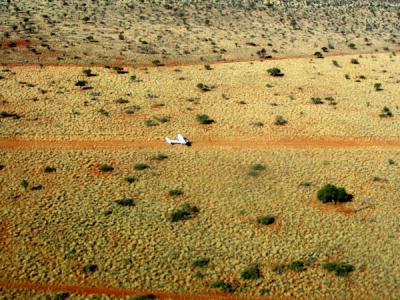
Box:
1;39;32;49
0;280;280;300
0;137;399;151
2;49;398;69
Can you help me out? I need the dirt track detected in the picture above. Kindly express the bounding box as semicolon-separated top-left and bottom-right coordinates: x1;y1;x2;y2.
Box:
0;137;398;151
0;280;276;300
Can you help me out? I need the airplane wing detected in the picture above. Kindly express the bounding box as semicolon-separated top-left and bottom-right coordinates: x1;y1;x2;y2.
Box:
177;134;188;144
165;137;179;144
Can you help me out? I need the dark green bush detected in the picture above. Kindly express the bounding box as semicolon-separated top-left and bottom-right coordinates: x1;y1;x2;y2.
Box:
99;164;114;172
317;184;353;204
380;106;393;118
169;188;183;196
323;262;354;277
43;166;56;173
197;83;211;92
115;98;129;104
241;264;262;280
170;203;199;222
251;164;265;171
351;58;359;64
267;68;284;77
311;97;323;104
257;216;275;225
134;163;149;170
125;175;136;183
192;258;210;268
287;260;305;272
82;264;97;274
115;198;135;206
314;51;324;58
20;179;28;189
209;280;235;293
374;83;383;91
332;60;340;67
130;295;157;300
274;115;287;125
55;292;70;300
196;114;214;124
144;119;158;127
75;80;87;87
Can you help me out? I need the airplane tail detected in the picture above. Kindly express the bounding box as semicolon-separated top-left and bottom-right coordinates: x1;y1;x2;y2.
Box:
165;137;172;144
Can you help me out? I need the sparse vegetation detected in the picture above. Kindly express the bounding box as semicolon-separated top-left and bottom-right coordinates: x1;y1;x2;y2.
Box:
124;176;136;183
192;258;210;268
99;164;114;172
209;280;235;293
115;198;135;206
134;163;149;170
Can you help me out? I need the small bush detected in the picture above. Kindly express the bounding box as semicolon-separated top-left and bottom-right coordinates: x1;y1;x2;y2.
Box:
209;280;235;293
99;164;114;172
144;119;158;127
82;264;97;274
197;83;211;92
153;153;168;161
134;163;149;170
74;80;87;87
196;114;214;124
323;262;354;277
314;51;323;58
311;97;323;104
317;184;353;204
152;59;163;66
115;98;129;104
83;69;96;76
388;159;396;165
267;68;284;77
170;203;199;222
124;175;136;183
348;43;357;49
98;108;109;117
251;164;266;171
241;264;262;280
257;215;275;225
192;258;210;268
169;188;183;196
332;60;340;67
374;83;383;91
379;106;393;118
55;292;70;300
350;58;359;64
20;179;29;189
272;264;285;275
130;295;157;300
115;198;135;206
43;166;56;173
287;260;305;272
274;115;287;125
204;64;213;70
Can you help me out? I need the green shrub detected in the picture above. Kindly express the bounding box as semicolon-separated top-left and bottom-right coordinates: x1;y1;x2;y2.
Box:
192;258;210;268
204;64;213;70
152;59;163;66
379;106;393;118
196;114;214;124
115;98;129;104
170;203;199;222
314;51;324;58
317;184;353;204
197;83;211;92
98;108;109;117
287;260;305;272
267;68;284;77
20;179;28;189
99;164;114;172
115;198;135;206
169;188;183;196
55;292;70;300
144;119;157;127
43;166;56;173
153;153;168;161
241;264;262;280
274;115;287;125
82;264;97;273
351;58;359;64
374;83;383;91
124;175;136;183
348;43;357;49
134;163;149;170
130;295;157;300
332;60;340;67
388;159;396;165
83;69;95;76
323;262;354;277
311;97;323;104
209;280;235;293
251;164;265;171
257;216;275;225
74;80;87;87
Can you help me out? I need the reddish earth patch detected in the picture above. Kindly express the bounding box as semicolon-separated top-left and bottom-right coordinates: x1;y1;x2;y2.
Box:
0;280;278;300
1;39;32;49
0;137;400;151
310;197;355;215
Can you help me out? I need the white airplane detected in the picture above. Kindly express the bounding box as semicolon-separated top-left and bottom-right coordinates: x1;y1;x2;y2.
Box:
165;134;191;146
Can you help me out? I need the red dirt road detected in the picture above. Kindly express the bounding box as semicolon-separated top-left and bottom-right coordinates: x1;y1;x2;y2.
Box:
0;137;399;151
0;280;278;300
